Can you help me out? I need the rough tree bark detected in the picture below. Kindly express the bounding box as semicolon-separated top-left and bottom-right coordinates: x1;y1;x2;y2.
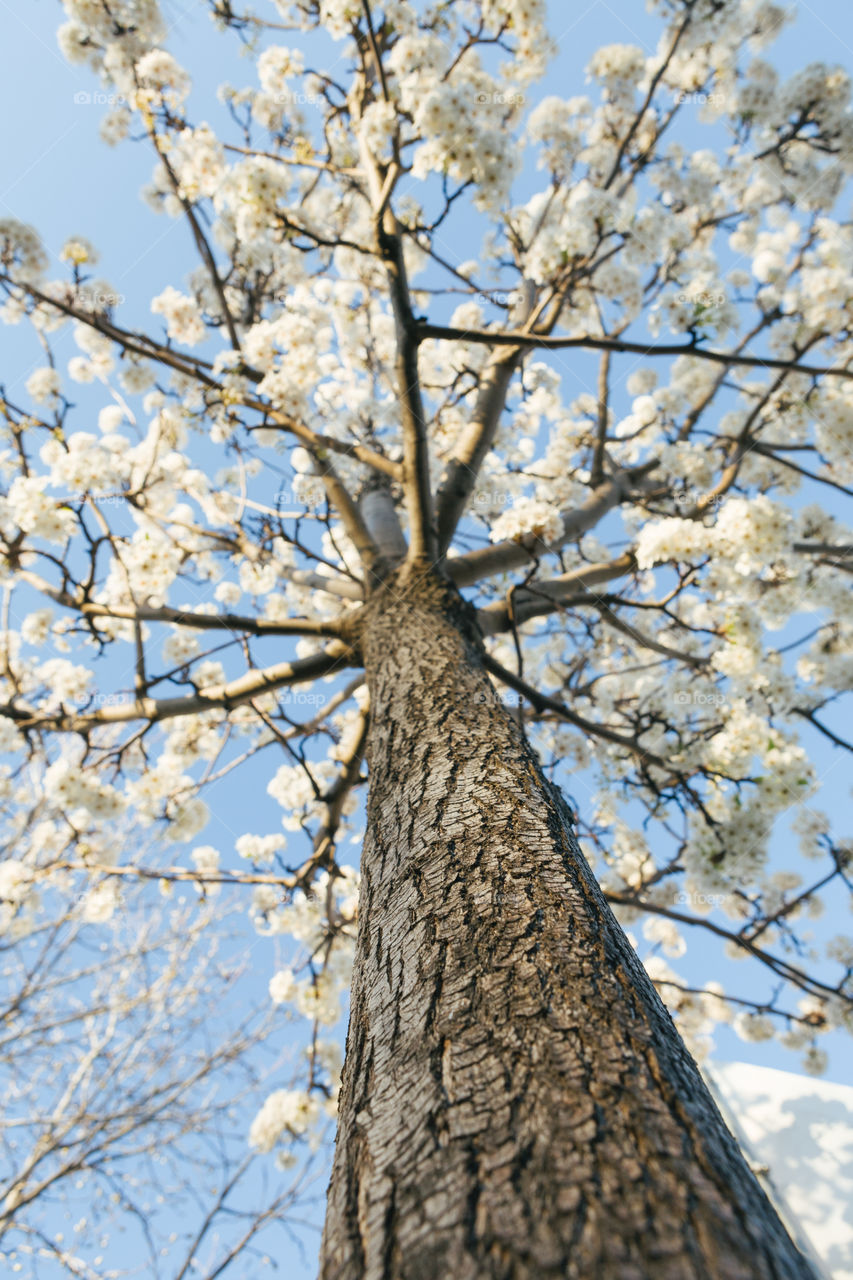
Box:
320;566;815;1280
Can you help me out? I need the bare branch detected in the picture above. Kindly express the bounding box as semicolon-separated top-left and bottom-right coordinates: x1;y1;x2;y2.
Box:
418;323;853;382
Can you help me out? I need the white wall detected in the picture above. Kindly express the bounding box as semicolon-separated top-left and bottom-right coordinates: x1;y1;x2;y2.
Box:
708;1062;853;1280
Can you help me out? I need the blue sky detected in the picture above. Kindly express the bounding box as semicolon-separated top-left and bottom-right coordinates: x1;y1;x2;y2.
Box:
1;1;853;1275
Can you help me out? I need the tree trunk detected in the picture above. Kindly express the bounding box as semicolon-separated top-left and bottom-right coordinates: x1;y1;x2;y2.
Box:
320;566;815;1280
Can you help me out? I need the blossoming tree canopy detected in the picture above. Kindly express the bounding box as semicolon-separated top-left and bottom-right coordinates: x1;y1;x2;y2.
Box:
0;0;852;1271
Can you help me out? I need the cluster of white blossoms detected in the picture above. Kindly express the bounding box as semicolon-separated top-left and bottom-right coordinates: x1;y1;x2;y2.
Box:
40;432;128;497
0;476;76;544
384;27;536;212
527;94;590;180
248;1087;320;1155
25;366;62;404
636;496;792;576
0;217;48;284
57;0;165;71
267;759;359;831
269;964;345;1025
133;48;191;110
634;516;711;570
252;868;359;945
0;859;38;942
150;286;207;346
67;322;116;384
587;43;647;99
642;956;734;1063
80;878;122;923
489;497;564;546
712;496;793;573
0;858;34;905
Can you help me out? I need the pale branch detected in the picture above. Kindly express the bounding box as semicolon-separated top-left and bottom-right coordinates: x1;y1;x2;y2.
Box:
2;643;357;731
287;569;365;600
15;571;346;637
308;449;380;573
589;349;611;487
359;131;435;563
417;322;853;381
358;477;408;559
477;552;636;634
53;861;300;889
433;281;536;553
434;347;523;554
448;468;652;587
360;0;392;105
386;225;436;564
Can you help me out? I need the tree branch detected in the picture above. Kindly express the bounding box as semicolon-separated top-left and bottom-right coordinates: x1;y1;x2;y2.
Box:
15;571;346;637
2;643;357;730
418;323;853;382
477;553;636;633
448;469;652;587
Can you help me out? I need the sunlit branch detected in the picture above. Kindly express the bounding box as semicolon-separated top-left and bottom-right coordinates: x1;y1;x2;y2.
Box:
357;126;436;563
448;468;653;586
476;552;636;634
15;571;345;637
1;643;357;730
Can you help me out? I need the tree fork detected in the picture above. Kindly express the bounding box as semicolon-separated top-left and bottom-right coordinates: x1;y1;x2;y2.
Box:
321;566;814;1280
